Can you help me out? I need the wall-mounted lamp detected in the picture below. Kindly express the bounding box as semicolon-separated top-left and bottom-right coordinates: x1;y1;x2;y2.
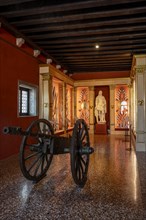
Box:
44;103;48;108
63;70;68;74
138;100;144;106
56;65;61;69
46;58;52;64
16;38;25;47
33;50;40;57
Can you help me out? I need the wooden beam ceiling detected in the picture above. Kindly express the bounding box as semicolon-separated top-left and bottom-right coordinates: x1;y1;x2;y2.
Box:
0;0;146;75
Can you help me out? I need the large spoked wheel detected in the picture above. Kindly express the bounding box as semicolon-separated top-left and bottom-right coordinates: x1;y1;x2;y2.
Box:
19;119;54;182
71;119;90;187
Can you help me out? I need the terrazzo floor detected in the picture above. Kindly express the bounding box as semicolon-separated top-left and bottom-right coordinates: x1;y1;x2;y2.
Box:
0;134;146;220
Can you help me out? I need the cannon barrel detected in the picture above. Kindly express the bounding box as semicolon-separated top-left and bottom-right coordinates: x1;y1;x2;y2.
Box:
3;126;22;135
3;126;52;139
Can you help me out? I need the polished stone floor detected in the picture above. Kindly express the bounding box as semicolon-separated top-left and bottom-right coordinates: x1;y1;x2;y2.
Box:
0;134;146;220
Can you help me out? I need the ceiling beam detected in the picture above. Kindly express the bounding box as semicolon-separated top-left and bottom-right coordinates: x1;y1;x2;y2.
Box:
11;6;146;26
28;25;146;39
1;0;143;17
46;43;146;53
34;32;146;44
20;16;146;33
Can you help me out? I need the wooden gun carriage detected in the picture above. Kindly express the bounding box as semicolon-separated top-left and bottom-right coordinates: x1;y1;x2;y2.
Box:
3;119;94;187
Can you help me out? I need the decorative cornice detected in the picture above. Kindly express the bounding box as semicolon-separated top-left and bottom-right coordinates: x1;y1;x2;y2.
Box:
135;65;146;74
74;77;130;87
130;55;146;85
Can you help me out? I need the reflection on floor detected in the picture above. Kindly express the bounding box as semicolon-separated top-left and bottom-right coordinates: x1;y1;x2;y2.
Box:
0;134;146;220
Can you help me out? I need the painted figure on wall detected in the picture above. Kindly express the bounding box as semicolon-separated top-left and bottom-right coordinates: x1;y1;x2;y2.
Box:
95;90;107;123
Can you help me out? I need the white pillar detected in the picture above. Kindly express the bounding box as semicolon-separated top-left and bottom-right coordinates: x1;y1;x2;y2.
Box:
39;66;53;121
135;56;146;151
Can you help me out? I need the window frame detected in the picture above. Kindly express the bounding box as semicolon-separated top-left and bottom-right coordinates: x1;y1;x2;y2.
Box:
19;86;30;116
18;80;38;117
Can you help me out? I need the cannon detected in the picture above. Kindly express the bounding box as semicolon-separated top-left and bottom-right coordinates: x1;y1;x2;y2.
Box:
3;118;94;187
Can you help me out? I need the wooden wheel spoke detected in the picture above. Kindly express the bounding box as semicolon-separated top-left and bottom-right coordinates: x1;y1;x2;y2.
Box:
75;157;81;180
41;155;45;172
27;153;42;173
79;125;84;138
79;154;86;167
34;154;44;177
81;131;86;142
78;157;84;176
24;151;39;161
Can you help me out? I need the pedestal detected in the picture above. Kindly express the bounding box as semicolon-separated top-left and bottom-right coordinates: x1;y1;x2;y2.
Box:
95;123;107;134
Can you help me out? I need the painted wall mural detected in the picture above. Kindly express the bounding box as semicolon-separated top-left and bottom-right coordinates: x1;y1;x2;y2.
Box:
52;79;63;131
77;87;89;125
115;85;129;129
66;85;72;128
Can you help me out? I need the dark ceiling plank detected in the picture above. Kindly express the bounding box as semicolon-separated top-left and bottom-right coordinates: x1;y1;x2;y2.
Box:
20;16;146;33
67;64;131;68
0;0;36;6
41;39;146;49
60;58;132;63
28;25;146;39
34;32;146;44
46;43;146;53
60;58;132;62
1;0;144;17
67;62;131;65
50;49;146;57
57;56;132;61
10;6;146;26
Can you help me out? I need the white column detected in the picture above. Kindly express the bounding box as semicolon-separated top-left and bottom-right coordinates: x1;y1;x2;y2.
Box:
135;56;146;151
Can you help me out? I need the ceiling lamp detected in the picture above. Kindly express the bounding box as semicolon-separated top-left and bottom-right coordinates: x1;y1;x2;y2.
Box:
95;45;99;49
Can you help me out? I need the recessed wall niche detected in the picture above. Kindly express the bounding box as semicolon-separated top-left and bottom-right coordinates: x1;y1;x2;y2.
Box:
77;87;89;125
52;78;63;131
115;85;129;129
66;84;73;128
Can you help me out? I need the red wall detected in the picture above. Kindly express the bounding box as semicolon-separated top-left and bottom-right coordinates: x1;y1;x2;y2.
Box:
0;35;40;159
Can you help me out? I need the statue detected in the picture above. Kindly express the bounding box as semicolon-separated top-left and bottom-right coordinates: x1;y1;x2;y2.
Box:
95;90;107;123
